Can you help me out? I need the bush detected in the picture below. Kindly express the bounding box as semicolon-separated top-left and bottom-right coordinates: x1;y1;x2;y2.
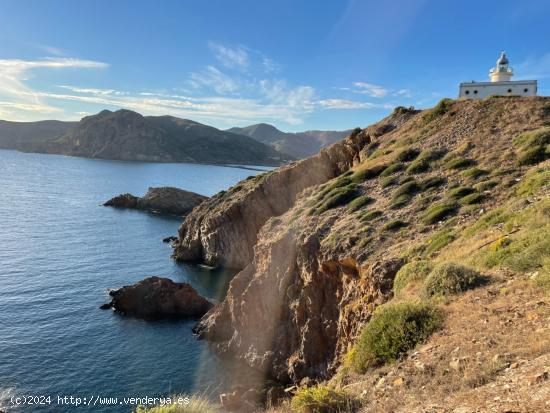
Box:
423;263;485;297
135;395;219;413
380;176;398;188
406;158;430;174
394;261;434;294
474;179;498;192
448;186;475;199
424;228;455;256
514;127;550;147
463;167;488;179
350;164;387;183
350;127;362;138
290;385;353;413
348;195;375;212
421;176;446;190
423;98;454;123
517;145;548;166
361;209;383;222
394;181;420;197
460;193;485;205
380;162;404;177
422;202;459;224
396;147;420;162
315;186;361;214
516;167;550;196
316;177;352;200
445;156;475;170
350;301;442;372
382;220;408;231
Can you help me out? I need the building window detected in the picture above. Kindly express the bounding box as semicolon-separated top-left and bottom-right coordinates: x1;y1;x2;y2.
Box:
507;89;512;93
465;90;470;95
524;88;528;93
473;90;478;94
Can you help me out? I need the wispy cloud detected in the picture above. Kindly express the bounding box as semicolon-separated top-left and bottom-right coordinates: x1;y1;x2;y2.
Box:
353;82;389;97
208;42;249;71
319;99;393;110
0;57;108;117
515;53;550;79
189;66;240;94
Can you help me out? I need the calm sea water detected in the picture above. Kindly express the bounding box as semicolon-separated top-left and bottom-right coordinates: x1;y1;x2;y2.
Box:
0;150;265;412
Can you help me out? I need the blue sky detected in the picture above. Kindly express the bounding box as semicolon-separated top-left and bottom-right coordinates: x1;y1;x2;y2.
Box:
0;0;549;131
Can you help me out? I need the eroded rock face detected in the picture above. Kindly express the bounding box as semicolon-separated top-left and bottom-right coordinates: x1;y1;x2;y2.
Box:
104;187;207;217
103;276;212;319
172;129;372;268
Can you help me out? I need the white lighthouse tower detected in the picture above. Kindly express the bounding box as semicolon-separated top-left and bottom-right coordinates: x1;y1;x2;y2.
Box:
459;52;537;99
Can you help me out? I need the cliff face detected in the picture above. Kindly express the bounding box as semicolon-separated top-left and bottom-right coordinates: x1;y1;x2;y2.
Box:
188;96;550;386
173;110;414;268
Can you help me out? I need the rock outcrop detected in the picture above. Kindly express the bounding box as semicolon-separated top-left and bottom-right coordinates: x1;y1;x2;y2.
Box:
104;187;207;217
102;276;212;319
189;97;550;386
172;126;382;268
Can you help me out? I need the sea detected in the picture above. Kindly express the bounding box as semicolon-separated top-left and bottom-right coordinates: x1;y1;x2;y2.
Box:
0;149;267;412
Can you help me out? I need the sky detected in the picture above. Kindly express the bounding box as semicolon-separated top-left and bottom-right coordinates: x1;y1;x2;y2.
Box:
0;0;549;131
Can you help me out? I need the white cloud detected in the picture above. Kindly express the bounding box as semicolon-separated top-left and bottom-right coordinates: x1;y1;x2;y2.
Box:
319;99;393;110
189;66;240;94
0;57;108;115
352;82;389;97
515;53;550;79
208;42;249;70
261;56;280;73
394;88;412;98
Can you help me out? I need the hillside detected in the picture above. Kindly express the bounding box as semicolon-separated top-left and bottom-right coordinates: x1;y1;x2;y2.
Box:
18;110;293;166
168;96;549;412
0;119;77;149
228;122;350;158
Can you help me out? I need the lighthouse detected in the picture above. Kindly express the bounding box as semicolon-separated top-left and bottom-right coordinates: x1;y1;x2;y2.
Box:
459;52;537;99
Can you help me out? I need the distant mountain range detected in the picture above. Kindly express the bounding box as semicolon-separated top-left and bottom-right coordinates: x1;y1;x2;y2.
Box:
227;123;350;158
0;110;350;165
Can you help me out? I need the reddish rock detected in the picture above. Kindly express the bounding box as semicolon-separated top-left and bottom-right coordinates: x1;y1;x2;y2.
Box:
105;276;212;319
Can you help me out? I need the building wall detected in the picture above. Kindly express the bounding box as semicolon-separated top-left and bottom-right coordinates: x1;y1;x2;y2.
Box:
459;81;537;99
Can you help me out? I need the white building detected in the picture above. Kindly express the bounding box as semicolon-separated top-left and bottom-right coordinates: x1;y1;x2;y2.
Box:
459;52;537;99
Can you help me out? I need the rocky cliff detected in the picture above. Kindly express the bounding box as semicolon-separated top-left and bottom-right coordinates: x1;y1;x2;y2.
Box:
184;96;549;388
172;111;414;268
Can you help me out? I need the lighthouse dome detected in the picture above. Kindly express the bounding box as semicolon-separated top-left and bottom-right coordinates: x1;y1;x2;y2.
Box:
496;52;509;67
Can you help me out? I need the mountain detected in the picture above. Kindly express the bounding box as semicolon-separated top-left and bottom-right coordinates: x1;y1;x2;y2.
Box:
227;122;350;158
170;96;550;411
0;120;77;150
16;110;293;166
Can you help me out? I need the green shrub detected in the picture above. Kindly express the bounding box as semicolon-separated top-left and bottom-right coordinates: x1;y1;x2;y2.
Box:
394;181;420;197
406;158;430;174
390;194;412;209
315;186;361;214
350;127;362;138
516;167;550;196
382;220;408;231
135;395;219;413
361;209;383;222
517;145;548;166
316;177;352;200
445;156;475;170
423;262;486;297
424;228;456;256
348;195;375;212
394;261;434;294
380;162;404;177
350;164;387;183
423;98;454;123
463;167;488;179
350;301;442;372
422;202;459;224
421;176;446;190
448;186;475;199
380;176;398;188
474;180;499;192
460;193;485;205
514;127;550;147
396;147;420;162
290;385;353;413
399;175;416;185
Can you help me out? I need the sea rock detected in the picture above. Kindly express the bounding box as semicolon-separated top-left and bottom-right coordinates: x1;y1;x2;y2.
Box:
162;236;178;243
104;276;212;319
104;187;207;217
